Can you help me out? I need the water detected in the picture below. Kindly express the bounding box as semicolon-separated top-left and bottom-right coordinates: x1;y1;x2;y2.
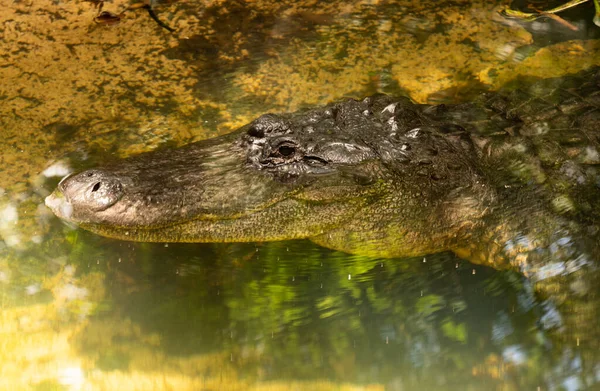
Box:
1;0;599;390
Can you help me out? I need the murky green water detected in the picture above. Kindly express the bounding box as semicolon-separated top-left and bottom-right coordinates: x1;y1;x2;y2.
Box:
1;0;600;390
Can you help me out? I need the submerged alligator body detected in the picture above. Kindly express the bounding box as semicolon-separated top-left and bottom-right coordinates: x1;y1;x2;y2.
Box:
46;68;600;278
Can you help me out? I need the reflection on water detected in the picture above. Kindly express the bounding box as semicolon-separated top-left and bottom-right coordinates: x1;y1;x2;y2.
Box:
2;234;600;390
1;0;600;389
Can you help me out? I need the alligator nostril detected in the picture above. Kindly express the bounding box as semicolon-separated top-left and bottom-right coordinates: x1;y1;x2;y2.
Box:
59;169;124;212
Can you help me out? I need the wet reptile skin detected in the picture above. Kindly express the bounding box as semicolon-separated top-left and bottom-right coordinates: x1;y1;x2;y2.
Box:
46;67;600;278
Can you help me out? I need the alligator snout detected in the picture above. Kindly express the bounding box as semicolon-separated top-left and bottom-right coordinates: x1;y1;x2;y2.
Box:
45;169;124;220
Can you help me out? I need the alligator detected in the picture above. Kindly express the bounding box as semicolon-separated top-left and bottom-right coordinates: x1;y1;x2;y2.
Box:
46;67;600;281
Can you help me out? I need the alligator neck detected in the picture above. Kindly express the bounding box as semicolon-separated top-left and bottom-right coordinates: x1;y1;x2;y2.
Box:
453;197;595;280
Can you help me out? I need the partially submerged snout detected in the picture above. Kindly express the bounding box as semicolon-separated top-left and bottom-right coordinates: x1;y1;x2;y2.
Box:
45;170;124;221
43;94;492;248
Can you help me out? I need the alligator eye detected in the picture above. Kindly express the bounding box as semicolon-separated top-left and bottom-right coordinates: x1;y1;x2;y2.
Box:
277;145;296;157
262;141;300;166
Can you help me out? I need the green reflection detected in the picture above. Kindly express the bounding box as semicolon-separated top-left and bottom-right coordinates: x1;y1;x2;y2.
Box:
2;208;600;389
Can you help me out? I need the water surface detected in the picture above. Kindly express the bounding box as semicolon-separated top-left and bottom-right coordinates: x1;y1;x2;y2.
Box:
1;0;599;389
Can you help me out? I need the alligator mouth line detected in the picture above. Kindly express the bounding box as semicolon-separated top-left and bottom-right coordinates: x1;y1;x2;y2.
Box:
67;186;374;243
45;183;339;229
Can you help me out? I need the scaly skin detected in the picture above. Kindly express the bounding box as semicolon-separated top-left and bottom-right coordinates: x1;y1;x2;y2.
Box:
46;68;600;281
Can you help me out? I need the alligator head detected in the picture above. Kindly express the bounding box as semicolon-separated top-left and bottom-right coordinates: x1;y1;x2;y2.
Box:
46;68;600;276
46;94;494;259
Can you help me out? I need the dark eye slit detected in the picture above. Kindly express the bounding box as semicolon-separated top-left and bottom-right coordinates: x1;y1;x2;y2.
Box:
278;145;296;157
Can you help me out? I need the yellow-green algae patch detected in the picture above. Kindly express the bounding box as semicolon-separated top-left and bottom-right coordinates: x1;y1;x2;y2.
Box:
233;4;599;110
0;0;227;191
479;39;600;87
1;0;598;195
232;0;527;107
